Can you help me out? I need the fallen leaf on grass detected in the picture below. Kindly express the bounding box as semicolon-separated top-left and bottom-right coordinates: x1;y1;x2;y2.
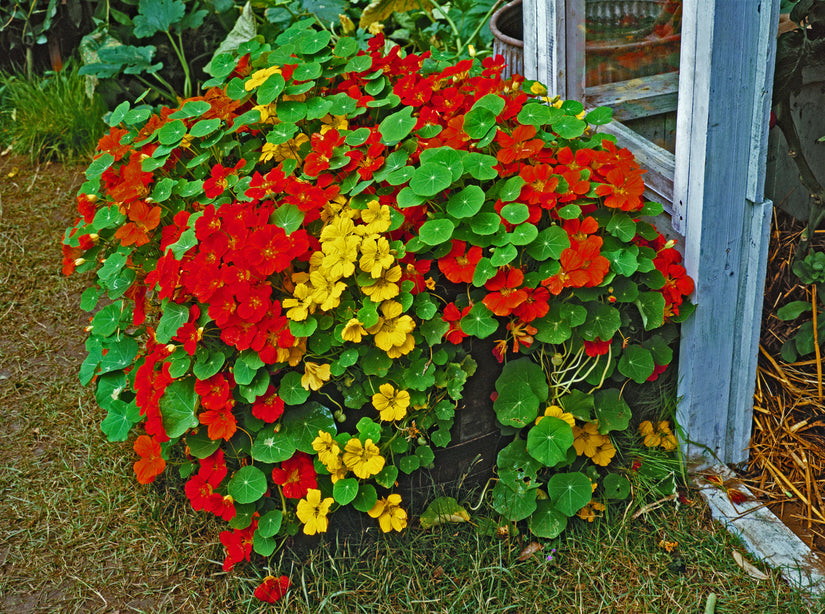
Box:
726;488;753;505
517;542;542;561
419;496;470;529
732;550;769;581
705;474;725;488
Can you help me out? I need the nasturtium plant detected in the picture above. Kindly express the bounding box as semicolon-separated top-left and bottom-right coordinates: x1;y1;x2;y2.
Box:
63;23;694;603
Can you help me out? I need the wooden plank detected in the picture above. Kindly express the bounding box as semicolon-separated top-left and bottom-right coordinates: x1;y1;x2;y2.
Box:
586;72;679;121
674;0;779;465
565;0;585;101
522;0;565;97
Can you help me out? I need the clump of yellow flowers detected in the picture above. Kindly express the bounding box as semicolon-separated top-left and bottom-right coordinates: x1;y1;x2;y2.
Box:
638;420;677;450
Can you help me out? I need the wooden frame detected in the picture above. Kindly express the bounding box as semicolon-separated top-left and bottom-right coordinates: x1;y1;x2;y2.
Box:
522;0;781;465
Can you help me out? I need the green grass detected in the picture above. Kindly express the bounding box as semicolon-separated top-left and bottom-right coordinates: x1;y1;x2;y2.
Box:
0;63;106;163
1;155;823;613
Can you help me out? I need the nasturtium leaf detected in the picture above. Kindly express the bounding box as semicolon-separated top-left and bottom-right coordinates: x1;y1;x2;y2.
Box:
558;389;595;421
526;225;569;261
490;243;518;266
251;430;296;463
463;152;499;180
209;52;236;78
470;212;501;235
420;147;464;181
497;176;525;203
460;302;499;338
125;106;152;125
100;400;141;442
155;301;189;343
593;388;631;433
80;287;101;312
229;502;256;529
472;257;498;286
547;471;592;516
618;344;656;383
345;54;372;73
293;61;322;82
85;153;115;180
639;200;665;216
333;478;359;505
497;439;543;491
167;350;191;379
635;291;666;330
232;358;258;386
352;483;378;513
418;218;455;246
397;187;426;209
289;316;317;338
533;313;572;344
159;378;198;439
585;106;613;125
529;501;569;538
500;203;530;224
415;444;435;467
169;100;211;119
580;302;622;341
151;177;174;202
463;106;496;139
277;101;306;123
281;401;336;453
379;106;416;145
228;465;268;505
356;417;382;443
192;348;225;380
399;454;420;474
603;246;639;276
413;293;438;320
611;277;639;302
374;464;399;489
644;334;673;367
517;103;553;126
272;203;304;234
419;497;470;528
526;416;574;466
333;36;358;57
491;480;538;521
494;385;540;428
551;115;587;139
279;371;310;405
507;223;539;246
95;371;126;408
257;510;283;538
91;302;123;338
186;428;221;459
410;162;452;197
256;73;286;105
606;212;636;242
446;185;485;218
157;119;187;145
557;204;582;219
300;29;331;54
109;101;130;126
99;336;138;375
603;473;631;500
420;318;449;346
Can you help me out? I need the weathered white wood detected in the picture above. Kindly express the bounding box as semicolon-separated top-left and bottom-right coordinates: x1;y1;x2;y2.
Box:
586;72;679;120
522;0;566;97
694;466;825;594
673;0;779;465
565;0;586;102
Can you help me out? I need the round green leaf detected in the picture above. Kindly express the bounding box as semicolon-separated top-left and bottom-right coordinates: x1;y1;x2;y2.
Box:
470;212;501;235
228;465;268;505
257;510;283;538
585;106;613;125
352;483;378;513
446;185;485;218
500;203;530;224
300;29;331;54
159;378;198;439
490;243;518;266
463;106;496;139
410;163;452;197
333;478;359;505
463;152;499;180
526;416;574;466
497;439;543;492
491;480;538;521
279;371;310;405
397;187;426;208
253;531;278;556
170;100;211;119
547;472;593;517
460;302;499;338
529;501;569;538
494;385;540;428
580;303;622;341
507;223;539;246
257;73;286;105
618;344;655;384
281;401;336;453
100;400;141;442
603;473;631;500
418;218;455;246
186;428;221;459
333;36;359;57
517;103;553;126
379;107;416;145
251;430;296;463
552;115;587;139
157;119;187;145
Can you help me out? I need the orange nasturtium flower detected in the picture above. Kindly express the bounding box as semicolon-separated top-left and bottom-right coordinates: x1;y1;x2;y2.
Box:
296;488;334;535
133;434;166;484
372;383;411;421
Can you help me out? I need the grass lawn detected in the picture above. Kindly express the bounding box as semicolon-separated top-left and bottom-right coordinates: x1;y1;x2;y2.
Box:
1;154;822;613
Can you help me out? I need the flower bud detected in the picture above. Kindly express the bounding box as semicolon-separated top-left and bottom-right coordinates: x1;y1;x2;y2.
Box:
468;44;476;57
74;258;86;266
551;353;563;366
663;239;677;250
417;436;427;446
165;344;177;353
88;233;99;242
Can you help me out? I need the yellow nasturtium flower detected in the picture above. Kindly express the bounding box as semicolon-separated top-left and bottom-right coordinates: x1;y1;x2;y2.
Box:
372;383;411;422
341;318;368;343
296;488;334;535
368;493;408;532
367;300;416;356
244;65;282;91
572;422;603;457
343;438;385;479
536;405;575;427
301;361;331;391
359;236;395;278
309;269;346;311
283;282;314;321
361;264;402;302
359;199;392;234
590;438;616;466
321;236;360;280
312;430;341;469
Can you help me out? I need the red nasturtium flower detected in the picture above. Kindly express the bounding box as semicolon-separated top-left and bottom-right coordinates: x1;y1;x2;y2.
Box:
133;435;165;484
594;167;645;212
495;124;545;165
255;575;291;604
438;240;482;283
483;267;527;316
272;452;317;499
220;521;256;571
251;385;285;422
542;236;610;295
583;337;612;357
442;302;471;344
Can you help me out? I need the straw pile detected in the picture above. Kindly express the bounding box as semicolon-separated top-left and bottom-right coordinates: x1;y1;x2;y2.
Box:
747;209;825;547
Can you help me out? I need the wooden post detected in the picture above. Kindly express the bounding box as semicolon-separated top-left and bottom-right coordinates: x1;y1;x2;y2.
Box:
673;0;780;466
